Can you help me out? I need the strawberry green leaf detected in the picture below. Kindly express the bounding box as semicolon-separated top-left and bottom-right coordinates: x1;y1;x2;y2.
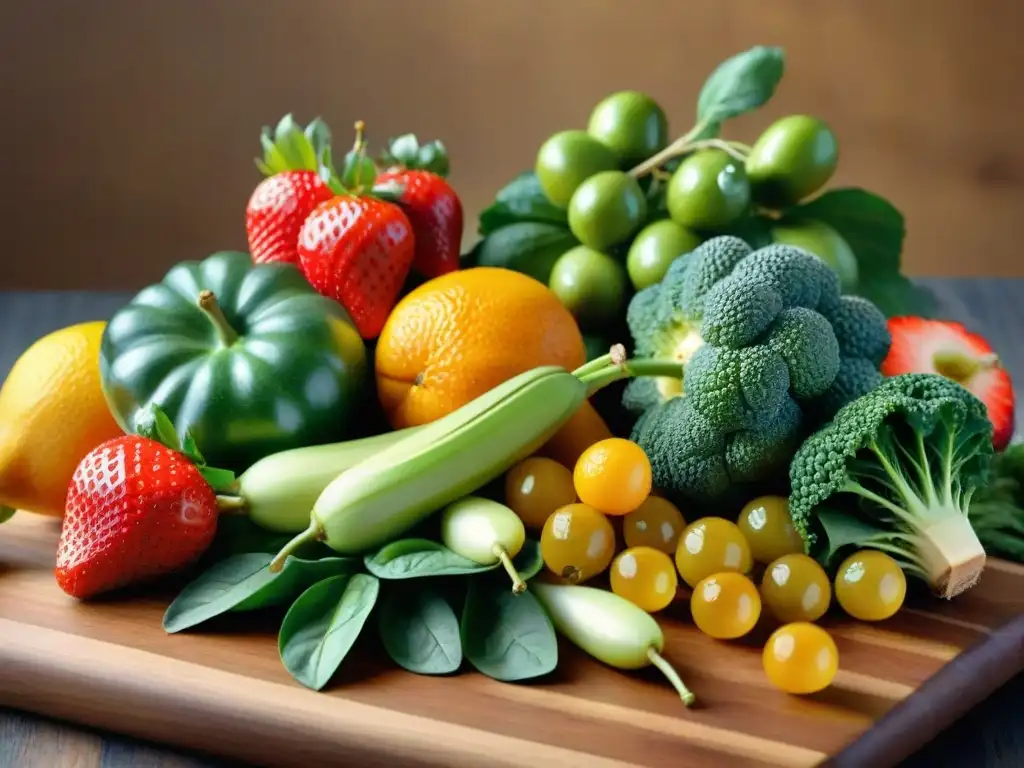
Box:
370;180;406;203
378;133;450;177
0;506;15;524
134;404;182;452
180;430;204;465
200;466;237;493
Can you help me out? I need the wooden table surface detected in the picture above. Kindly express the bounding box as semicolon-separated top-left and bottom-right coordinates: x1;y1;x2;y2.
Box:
1;279;1023;768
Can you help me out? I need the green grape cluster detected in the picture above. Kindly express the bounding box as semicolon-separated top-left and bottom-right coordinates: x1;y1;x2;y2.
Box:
533;92;850;335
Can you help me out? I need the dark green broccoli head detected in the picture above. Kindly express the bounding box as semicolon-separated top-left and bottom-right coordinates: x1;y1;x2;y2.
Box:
622;235;892;510
789;373;994;598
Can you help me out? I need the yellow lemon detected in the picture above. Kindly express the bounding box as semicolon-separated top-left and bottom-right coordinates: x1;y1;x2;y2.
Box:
0;321;124;518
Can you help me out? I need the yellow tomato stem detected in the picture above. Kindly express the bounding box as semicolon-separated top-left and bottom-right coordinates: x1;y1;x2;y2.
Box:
197;290;239;347
647;647;696;707
493;544;527;594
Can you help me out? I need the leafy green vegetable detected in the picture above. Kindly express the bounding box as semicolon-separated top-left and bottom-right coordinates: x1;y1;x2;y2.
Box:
477;172;568;235
969;443;1024;562
278;573;380;691
364;538;498;579
460;577;558;682
201;515;298;563
792;188;937;318
378;582;463;675
511;540;544;582
0;506;14;524
789;373;994;598
469;221;577;284
696;46;785;135
163;552;358;633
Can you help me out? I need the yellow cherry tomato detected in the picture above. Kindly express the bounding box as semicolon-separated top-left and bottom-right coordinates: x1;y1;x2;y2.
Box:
690;571;762;640
622;495;686;554
573;438;652;516
540;503;616;583
834;549;907;621
737;495;805;564
760;554;832;623
610;546;679;613
674;517;753;588
504;456;577;530
763;622;839;694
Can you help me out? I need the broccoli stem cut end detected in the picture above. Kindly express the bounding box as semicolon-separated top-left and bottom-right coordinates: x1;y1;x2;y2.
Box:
914;511;987;600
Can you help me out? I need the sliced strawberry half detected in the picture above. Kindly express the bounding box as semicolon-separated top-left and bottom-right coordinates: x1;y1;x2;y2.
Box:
882;317;1015;450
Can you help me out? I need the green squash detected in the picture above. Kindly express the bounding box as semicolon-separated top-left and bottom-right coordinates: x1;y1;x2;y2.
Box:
100;251;369;473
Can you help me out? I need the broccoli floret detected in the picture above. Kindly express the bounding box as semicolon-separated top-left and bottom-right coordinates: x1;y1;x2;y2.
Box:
684;343;790;432
631;393;796;510
789;373;994;599
624;235;891;508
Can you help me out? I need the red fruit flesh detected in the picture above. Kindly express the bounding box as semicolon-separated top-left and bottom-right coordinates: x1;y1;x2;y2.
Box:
56;437;218;599
883;317;1015;449
376;169;463;278
246;170;334;265
297;195;415;339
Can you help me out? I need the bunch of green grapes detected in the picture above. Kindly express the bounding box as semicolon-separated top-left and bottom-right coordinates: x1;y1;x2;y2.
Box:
534;92;849;332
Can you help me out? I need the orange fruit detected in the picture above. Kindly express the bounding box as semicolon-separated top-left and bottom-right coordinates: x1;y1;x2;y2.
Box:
0;321;124;518
375;267;586;429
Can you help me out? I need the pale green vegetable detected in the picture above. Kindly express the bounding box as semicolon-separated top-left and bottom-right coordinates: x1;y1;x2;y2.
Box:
531;581;696;706
441;496;527;593
237;428;419;533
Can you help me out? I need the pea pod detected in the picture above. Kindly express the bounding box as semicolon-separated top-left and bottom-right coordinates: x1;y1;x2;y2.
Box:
531;581;696;707
233;427;420;533
441;496;527;594
269;347;682;569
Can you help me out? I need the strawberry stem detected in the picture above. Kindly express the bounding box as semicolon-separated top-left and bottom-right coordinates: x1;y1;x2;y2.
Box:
197;290;238;347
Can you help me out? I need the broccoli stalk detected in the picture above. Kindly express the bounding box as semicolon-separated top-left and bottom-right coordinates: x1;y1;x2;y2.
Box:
832;420;988;597
790;373;994;600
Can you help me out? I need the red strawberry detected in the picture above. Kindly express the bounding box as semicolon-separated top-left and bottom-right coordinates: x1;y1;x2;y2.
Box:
882;317;1015;449
246;170;334;265
57;436;219;599
297;195;415;339
374;169;463;278
244;114;339;266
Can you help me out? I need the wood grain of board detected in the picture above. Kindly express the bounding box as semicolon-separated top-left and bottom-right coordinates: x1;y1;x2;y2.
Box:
0;514;1021;768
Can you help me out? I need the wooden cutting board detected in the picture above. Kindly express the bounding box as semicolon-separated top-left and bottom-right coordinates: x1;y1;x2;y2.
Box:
1;514;1022;768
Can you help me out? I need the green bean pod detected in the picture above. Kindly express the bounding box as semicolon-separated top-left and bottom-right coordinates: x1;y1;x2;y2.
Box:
531;581;696;706
269;348;683;570
233;427;420;533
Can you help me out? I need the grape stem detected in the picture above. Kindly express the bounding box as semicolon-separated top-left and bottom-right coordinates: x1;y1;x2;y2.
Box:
628;118;752;179
647;647;696;707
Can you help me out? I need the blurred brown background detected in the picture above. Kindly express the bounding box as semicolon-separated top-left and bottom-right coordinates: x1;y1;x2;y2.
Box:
2;0;1022;290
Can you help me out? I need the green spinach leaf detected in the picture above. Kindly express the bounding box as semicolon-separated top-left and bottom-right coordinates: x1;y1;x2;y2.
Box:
696;46;785;133
278;573;380;691
163;552;358;633
470;222;577;284
478;172;568;235
460;577;558;682
378;582;463;675
364;538;498;579
512;539;544;582
792;187;937;317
